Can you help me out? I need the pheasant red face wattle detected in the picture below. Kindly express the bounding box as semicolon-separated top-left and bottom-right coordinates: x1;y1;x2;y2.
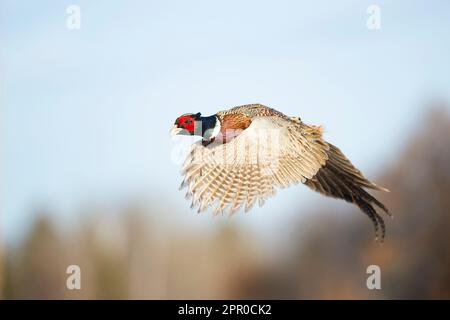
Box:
171;113;202;136
171;115;196;136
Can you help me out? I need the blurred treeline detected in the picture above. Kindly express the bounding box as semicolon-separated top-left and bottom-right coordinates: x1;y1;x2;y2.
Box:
1;107;450;299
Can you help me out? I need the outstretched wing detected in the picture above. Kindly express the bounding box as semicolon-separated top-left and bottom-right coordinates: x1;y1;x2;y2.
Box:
180;116;329;214
304;143;390;241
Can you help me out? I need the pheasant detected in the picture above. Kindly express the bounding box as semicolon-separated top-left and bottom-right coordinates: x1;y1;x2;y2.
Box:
170;104;390;241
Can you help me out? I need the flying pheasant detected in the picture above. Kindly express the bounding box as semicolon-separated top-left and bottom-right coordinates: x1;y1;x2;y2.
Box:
171;104;390;241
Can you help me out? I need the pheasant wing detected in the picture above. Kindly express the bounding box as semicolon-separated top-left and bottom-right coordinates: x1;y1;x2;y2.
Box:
181;116;329;214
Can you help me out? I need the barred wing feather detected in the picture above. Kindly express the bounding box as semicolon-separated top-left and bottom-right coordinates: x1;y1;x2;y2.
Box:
180;117;329;214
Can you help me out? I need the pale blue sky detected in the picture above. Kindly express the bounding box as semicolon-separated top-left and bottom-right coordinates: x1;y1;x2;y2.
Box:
2;0;450;244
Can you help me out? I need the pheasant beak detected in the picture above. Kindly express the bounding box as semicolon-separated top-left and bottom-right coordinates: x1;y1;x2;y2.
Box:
170;125;185;137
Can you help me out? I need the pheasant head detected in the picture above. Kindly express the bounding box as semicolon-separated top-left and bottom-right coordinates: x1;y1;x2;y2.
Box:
170;112;221;140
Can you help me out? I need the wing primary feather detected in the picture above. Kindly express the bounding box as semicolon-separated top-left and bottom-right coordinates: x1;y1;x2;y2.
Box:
304;142;390;241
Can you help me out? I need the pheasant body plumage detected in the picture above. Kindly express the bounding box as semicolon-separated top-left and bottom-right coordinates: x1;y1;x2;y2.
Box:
171;104;390;241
